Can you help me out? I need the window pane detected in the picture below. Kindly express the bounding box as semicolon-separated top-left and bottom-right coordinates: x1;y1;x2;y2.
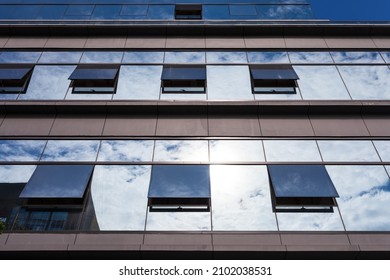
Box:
248;52;289;64
121;5;148;16
0;67;31;79
162;65;206;80
20;165;94;198
149;165;210;198
87;165;150;230
381;52;390;63
206;52;247;63
264;140;322;162
207;66;253;100
338;66;390;100
164;52;206;64
250;65;299;80
256;5;285;19
318;141;380;162
211;165;277;230
331;52;385;64
38;52;82;64
283;4;312;19
0;165;36;183
20;66;75;100
268;165;338;197
115;65;162;99
289;52;333;64
210;140;264;162
122;51;164;63
147;5;175;19
80;52;123;63
65;5;94;16
229;5;257;16
36;5;67;20
0;140;46;161
203;5;230;19
146;212;211;230
41;140;100;161
0;52;41;64
97;140;154;162
276;211;345;231
294;66;351;100
327;165;390;231
373;141;390;162
69;66;118;80
154;140;208;162
91;5;122;19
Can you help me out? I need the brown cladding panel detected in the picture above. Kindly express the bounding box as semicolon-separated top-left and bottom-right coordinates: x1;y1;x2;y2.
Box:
5;37;48;48
348;234;390;245
310;115;370;136
6;233;76;245
0;114;55;136
371;37;390;48
212;234;281;246
103;114;157;136
244;36;286;48
74;234;144;245
50;115;105;136
156;115;208;136
363;115;390;136
281;234;351;246
284;37;328;48
45;37;88;48
323;37;377;48
0;36;8;48
125;37;166;48
208;115;261;136
85;37;126;49
166;37;206;48
285;245;359;260
205;37;246;48
144;234;212;246
259;116;314;136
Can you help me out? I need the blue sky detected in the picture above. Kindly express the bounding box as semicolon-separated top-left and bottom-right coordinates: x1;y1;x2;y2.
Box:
310;0;390;21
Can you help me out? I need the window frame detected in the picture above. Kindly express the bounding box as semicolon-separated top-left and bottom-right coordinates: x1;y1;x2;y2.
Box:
161;65;207;94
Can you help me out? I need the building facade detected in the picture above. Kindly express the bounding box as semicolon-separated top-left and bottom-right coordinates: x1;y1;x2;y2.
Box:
0;0;390;259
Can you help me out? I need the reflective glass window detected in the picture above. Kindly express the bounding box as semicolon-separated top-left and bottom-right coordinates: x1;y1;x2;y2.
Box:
337;66;390;100
122;51;164;63
331;52;385;64
327;165;390;231
206;52;247;63
210;140;264;162
161;65;206;94
381;52;390;63
247;52;289;64
289;52;333;64
115;65;161;100
35;5;67;20
86;165;150;231
68;65;119;94
283;4;312;19
264;140;322;162
203;5;230;19
20;65;75;100
41;140;100;162
146;211;211;230
20;165;94;199
211;165;277;230
80;52;123;63
256;5;285;19
0;165;36;183
276;211;345;231
318;141;380;162
91;5;122;19
250;65;299;94
0;65;33;94
65;5;95;16
294;66;351;100
164;52;205;64
229;4;257;16
148;165;210;211
0;5;39;19
0;140;46;161
38;52;82;64
120;5;148;16
373;141;390;162
97;140;154;162
0;52;41;64
207;66;253;100
147;5;175;19
153;140;208;162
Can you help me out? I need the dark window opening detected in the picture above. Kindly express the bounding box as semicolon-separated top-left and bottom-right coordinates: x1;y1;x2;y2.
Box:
148;165;211;212
161;65;206;93
268;165;339;213
250;65;299;94
69;65;119;94
175;4;202;20
0;65;33;94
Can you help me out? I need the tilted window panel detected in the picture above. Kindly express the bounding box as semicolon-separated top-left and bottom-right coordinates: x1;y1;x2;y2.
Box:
0;65;33;94
148;165;211;212
161;65;206;93
268;165;339;212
